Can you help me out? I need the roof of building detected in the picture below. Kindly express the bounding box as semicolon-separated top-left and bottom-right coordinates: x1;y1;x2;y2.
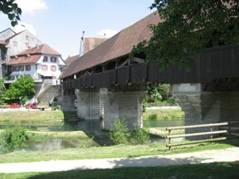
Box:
65;55;80;66
4;30;24;42
18;43;61;56
7;44;61;65
6;55;42;65
61;12;161;79
84;37;107;54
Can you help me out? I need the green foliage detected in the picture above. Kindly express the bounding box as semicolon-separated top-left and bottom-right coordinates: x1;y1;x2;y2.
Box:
130;128;150;145
4;76;35;104
144;109;184;121
134;0;239;68
110;120;150;145
0;0;22;26
0;79;6;104
0;127;29;152
144;84;175;106
109;120;130;145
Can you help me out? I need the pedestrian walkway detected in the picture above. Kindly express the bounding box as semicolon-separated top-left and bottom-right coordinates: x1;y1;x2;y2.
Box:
0;147;239;173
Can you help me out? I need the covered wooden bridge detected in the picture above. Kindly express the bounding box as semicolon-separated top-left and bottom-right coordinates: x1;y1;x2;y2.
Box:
61;13;239;130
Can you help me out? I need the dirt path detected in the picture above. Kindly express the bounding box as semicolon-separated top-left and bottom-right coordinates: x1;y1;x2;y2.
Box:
0;147;239;173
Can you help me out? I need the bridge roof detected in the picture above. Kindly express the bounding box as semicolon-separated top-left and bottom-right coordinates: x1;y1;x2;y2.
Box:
61;12;161;79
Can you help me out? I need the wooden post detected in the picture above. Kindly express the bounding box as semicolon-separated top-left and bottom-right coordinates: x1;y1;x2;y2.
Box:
210;127;213;139
228;121;231;138
167;129;172;150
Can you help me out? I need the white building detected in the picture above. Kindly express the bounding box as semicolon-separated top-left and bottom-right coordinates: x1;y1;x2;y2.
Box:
7;44;65;82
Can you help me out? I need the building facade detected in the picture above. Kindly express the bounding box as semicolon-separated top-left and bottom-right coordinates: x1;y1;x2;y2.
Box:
0;28;42;79
7;44;65;83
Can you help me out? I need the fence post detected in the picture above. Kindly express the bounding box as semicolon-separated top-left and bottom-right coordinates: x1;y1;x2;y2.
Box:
167;128;172;150
228;121;231;138
210;127;213;139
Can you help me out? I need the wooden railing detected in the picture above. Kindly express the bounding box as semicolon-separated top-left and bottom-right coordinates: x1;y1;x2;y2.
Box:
165;122;239;150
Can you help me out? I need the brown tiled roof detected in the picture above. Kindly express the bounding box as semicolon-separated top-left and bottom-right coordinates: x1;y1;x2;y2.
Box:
84;37;107;54
7;44;61;65
65;55;80;66
61;12;161;79
7;55;41;65
18;43;61;56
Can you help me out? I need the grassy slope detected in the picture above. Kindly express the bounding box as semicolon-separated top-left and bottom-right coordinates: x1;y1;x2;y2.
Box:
143;108;184;121
2;162;239;179
0;140;237;164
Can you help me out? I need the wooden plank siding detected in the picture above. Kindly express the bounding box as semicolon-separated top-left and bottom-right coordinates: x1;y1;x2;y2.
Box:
63;46;239;90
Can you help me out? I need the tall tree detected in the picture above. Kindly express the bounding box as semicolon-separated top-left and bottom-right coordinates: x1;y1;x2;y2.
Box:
134;0;239;68
0;0;21;26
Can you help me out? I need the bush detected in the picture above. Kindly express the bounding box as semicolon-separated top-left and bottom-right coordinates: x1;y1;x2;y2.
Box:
0;127;29;152
130;128;150;145
109;120;130;145
3;76;35;104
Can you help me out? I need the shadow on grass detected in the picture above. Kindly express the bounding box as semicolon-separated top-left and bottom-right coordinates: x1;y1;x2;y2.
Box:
26;162;239;179
218;137;239;147
62;112;114;146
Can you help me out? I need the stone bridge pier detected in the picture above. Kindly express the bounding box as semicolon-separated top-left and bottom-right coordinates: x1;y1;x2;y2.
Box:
172;83;239;139
99;88;144;130
74;88;144;131
75;89;100;120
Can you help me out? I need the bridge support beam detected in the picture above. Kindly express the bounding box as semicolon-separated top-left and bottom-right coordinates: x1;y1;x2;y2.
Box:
75;89;100;120
99;88;144;130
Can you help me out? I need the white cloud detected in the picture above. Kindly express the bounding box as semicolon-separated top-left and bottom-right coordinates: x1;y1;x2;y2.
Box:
16;0;47;14
97;29;118;38
13;22;37;35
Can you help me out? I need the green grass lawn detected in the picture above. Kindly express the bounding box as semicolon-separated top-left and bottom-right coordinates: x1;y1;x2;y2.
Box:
0;111;64;127
143;108;184;121
1;162;239;179
0;139;238;164
0;110;238;165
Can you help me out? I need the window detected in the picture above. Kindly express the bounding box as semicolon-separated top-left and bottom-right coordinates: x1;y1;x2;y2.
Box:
19;65;24;71
42;65;48;71
12;66;17;72
43;56;48;62
25;65;31;71
50;57;57;63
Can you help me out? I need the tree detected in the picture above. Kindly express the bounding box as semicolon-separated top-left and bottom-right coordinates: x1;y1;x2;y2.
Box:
4;76;35;104
134;0;239;68
0;0;21;26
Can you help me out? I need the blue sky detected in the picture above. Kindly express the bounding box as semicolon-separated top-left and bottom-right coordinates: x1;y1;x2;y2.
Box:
0;0;154;58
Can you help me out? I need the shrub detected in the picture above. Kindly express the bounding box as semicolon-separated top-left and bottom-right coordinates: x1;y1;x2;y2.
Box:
3;76;35;104
109;120;130;145
130;128;150;145
148;114;157;121
0;127;29;152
